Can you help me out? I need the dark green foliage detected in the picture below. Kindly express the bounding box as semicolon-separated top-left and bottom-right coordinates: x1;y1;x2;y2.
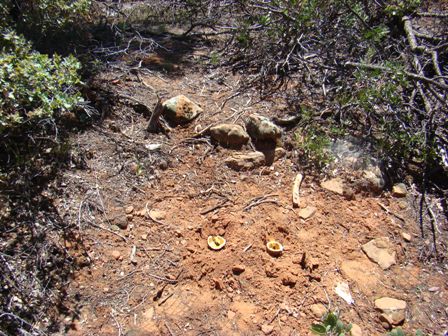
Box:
310;311;352;336
0;0;90;133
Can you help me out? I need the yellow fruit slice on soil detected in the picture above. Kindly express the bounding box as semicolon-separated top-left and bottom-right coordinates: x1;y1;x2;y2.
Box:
207;235;226;250
266;240;283;257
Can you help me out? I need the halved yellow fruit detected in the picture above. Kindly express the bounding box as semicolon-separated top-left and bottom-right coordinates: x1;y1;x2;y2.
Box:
207;235;226;250
266;240;283;257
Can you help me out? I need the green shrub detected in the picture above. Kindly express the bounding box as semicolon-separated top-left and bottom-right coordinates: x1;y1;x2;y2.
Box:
0;0;91;32
295;127;334;170
0;30;83;131
310;311;352;335
388;328;425;336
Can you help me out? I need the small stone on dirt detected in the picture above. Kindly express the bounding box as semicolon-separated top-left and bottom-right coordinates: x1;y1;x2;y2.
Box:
110;250;121;260
281;274;297;287
351;323;363;336
392;183;407;197
362;237;396;270
374;297;407;326
225;152;265;170
232;264;246;275
111;214;128;229
125;206;134;214
141;234;148;241
213;278;224;291
261;324;274;335
162;95;202;124
227;310;236;320
209;123;250;148
401;232;411;242
149;209;166;221
321;178;344;195
246;114;282;142
274;147;286;160
299;206;317;220
310;303;327;318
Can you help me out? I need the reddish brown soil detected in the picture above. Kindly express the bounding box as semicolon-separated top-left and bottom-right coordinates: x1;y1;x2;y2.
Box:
56;54;447;336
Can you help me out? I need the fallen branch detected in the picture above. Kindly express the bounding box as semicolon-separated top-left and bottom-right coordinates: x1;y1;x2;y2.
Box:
200;199;230;215
377;202;406;223
243;194;279;211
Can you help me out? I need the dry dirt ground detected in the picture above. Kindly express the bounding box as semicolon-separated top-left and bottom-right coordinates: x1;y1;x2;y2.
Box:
52;40;448;336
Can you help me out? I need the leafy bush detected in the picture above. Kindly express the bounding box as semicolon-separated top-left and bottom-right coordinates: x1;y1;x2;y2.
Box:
0;0;91;32
388;328;425;336
0;30;82;131
310;311;352;336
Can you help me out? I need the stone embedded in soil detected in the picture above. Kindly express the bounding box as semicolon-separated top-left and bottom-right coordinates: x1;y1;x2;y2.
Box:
227;310;236;320
162;95;203;124
351;323;363;336
232;264;246;275
281;274;297;287
392;183;407;197
299;206;317;220
261;324;274;335
209;123;250;148
359;167;385;193
110;250;121;260
213;278;224;291
321;178;344;195
401;232;411;242
225;152;265;170
299;253;319;272
125;206;134;214
374;297;407;326
246;114;282;142
149;209;166;221
361;237;396;270
310;303;327;318
111;214;128;229
340;259;380;295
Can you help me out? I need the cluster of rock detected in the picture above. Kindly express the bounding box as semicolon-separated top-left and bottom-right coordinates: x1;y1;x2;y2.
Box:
160;95;284;170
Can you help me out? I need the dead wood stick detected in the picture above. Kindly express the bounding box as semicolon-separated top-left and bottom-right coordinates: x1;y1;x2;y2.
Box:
158;292;174;306
243;194;279;211
292;173;303;208
378;202;406;222
417;11;448;17
87;220;127;242
219;91;242;111
147;97;164;133
165;322;175;336
148;273;178;284
345;62;448;91
403;17;423;52
243;243;253;252
200;199;230;215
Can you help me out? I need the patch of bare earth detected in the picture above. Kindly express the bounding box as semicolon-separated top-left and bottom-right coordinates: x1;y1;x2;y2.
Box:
56;51;447;336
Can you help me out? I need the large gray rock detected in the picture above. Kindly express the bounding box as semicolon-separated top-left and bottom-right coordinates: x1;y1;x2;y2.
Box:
245;114;282;142
162;95;202;124
330;138;386;193
359;167;385;193
362;237;396;270
209;124;249;148
225;152;265;170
